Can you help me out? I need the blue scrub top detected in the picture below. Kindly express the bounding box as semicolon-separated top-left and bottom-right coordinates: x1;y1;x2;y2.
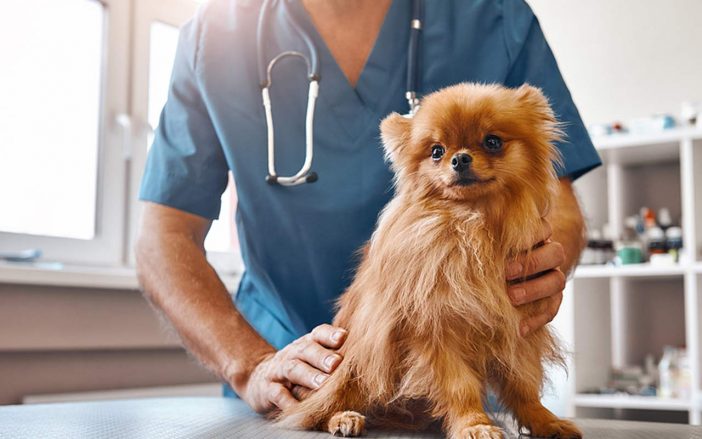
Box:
139;0;601;394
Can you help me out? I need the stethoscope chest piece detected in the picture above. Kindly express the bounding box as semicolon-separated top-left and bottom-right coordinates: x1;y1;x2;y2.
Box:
266;171;318;185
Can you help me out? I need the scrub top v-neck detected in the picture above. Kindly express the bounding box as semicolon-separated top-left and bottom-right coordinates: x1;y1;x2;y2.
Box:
139;0;602;391
283;0;410;139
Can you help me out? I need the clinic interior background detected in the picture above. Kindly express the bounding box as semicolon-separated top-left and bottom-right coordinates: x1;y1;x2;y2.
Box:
1;0;702;425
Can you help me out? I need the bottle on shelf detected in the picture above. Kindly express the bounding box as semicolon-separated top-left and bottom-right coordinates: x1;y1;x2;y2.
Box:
658;208;673;231
658;346;678;398
657;346;691;399
665;226;684;264
581;227;616;265
648;226;676;266
677;348;691;400
615;226;643;265
619;207;683;266
642;207;657;230
647;227;666;255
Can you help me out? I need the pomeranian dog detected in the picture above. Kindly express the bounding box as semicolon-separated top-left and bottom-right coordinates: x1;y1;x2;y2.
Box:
277;83;582;439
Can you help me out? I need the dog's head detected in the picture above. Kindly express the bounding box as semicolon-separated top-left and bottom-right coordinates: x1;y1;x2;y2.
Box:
380;83;562;203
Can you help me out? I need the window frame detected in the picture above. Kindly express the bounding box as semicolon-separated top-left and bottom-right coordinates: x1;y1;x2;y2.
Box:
127;0;242;274
0;0;131;266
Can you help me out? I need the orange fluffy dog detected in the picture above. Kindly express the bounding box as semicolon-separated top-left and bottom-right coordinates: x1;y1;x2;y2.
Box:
277;83;582;439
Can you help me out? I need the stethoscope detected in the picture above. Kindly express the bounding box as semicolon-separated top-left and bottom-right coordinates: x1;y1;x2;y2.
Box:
258;0;424;186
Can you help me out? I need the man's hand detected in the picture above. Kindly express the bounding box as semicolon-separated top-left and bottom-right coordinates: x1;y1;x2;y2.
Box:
137;204;350;417
506;219;567;337
239;324;347;414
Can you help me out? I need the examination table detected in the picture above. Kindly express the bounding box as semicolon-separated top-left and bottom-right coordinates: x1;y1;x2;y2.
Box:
1;397;701;438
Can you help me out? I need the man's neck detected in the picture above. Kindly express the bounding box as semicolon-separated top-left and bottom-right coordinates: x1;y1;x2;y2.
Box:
301;0;385;19
301;0;392;87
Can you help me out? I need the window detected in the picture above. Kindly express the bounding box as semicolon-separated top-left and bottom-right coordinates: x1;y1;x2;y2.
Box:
0;0;103;239
147;21;179;150
0;0;129;265
0;0;240;271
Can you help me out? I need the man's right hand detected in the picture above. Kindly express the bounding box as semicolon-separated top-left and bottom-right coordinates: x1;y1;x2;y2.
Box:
238;324;348;414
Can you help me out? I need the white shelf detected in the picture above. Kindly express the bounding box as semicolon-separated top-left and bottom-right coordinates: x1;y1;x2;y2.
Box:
574;394;692;411
593;126;702;149
592;127;702;166
574;263;686;279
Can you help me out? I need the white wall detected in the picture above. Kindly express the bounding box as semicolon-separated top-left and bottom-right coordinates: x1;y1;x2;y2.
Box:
0;282;216;404
527;0;702;126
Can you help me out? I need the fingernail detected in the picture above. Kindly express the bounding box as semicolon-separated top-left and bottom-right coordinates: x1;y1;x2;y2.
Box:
314;374;328;386
520;323;530;337
507;262;522;279
324;354;339;369
510;288;526;304
331;330;345;342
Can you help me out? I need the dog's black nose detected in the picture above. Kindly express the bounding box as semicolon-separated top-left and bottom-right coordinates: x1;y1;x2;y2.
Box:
451;153;472;172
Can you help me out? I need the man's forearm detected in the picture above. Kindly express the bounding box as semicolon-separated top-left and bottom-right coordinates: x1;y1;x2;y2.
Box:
136;226;274;394
549;178;587;275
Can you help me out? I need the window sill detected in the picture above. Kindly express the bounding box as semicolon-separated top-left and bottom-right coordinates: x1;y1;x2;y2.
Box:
0;261;241;292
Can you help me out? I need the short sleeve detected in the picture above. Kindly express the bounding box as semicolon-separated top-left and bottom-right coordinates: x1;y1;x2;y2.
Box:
502;0;601;180
138;13;229;219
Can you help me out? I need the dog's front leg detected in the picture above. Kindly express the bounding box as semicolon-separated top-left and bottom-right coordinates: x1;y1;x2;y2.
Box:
433;365;503;439
490;336;582;439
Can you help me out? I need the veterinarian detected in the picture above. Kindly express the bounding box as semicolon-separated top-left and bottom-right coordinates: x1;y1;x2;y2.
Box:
136;0;601;414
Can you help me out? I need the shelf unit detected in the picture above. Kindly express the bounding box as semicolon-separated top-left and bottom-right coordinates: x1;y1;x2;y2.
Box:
554;127;702;425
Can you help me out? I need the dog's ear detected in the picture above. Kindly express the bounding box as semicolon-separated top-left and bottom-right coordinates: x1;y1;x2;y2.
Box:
515;84;563;142
515;83;564;172
380;112;412;164
515;84;556;123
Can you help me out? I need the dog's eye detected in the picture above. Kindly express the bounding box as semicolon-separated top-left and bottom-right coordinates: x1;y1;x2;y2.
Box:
431;144;445;161
482;134;503;152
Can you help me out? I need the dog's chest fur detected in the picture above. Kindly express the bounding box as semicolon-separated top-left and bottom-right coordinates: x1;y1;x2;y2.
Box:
368;196;519;324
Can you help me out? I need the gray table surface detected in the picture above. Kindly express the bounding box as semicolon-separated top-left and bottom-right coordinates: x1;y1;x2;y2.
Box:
0;397;701;439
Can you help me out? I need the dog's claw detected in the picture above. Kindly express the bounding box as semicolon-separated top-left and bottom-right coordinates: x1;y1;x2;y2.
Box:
525;419;582;438
456;424;504;439
327;411;365;437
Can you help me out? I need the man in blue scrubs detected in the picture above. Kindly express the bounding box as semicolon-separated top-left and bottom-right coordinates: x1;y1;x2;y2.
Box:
136;0;601;414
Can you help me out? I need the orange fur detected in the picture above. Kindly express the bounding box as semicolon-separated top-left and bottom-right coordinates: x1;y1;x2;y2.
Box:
276;83;582;439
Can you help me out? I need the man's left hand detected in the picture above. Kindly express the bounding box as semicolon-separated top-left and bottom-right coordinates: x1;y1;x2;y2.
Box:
505;219;567;337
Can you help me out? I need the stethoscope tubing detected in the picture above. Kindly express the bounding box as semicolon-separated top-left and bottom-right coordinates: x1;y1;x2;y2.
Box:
257;0;320;86
258;0;423;186
406;0;423;115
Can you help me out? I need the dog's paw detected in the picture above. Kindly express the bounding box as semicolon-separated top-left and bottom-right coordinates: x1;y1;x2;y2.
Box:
455;424;504;439
526;419;582;438
327;411;366;437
